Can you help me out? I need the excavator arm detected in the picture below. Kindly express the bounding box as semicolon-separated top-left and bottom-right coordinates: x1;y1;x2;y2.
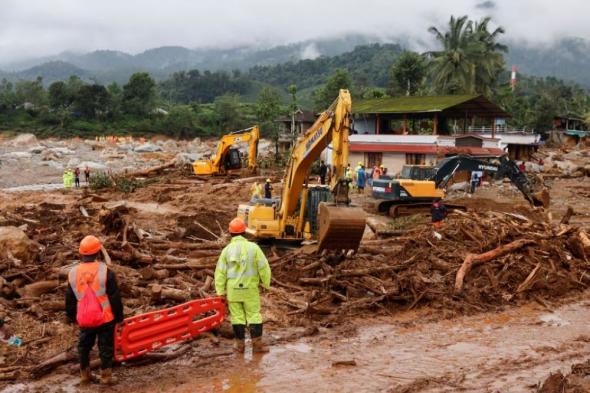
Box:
432;154;548;207
193;126;259;175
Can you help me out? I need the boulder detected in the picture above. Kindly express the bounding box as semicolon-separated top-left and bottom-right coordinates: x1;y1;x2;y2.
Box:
28;145;45;154
134;143;162;153
0;226;40;263
2;151;32;159
78;161;108;170
9;133;38;146
162;140;178;152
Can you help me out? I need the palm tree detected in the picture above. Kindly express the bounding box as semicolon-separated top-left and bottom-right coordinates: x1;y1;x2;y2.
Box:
427;15;507;96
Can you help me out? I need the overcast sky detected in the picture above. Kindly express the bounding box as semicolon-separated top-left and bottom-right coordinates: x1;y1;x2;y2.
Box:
0;0;588;62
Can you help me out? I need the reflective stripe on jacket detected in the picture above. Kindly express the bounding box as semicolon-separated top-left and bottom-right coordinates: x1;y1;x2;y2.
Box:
68;261;114;324
214;236;271;301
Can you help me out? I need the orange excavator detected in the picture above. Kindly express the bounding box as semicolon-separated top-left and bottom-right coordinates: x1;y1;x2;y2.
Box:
192;126;259;176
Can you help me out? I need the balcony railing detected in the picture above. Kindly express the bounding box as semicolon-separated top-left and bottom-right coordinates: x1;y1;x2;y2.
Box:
465;126;534;134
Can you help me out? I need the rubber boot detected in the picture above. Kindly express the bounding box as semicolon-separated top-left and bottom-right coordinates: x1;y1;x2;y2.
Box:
251;337;269;353
100;368;118;385
250;324;269;353
233;339;246;353
79;367;95;385
232;324;246;354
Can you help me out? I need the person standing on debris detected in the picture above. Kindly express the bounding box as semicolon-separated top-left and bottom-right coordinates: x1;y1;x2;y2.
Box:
518;161;526;173
66;236;124;385
84;166;91;184
319;160;327;185
215;218;271;354
264;179;273;199
74;167;81;188
431;201;448;230
250;182;263;201
372;165;382;181
470;172;479;194
355;163;366;193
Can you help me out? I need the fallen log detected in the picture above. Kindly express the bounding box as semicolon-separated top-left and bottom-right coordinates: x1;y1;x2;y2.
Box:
123;160;175;178
454;239;535;292
150;284;189;303
16;280;60;298
30;348;77;379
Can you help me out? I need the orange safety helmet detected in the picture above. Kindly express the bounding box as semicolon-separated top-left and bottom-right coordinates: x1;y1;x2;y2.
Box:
228;218;247;234
79;235;102;255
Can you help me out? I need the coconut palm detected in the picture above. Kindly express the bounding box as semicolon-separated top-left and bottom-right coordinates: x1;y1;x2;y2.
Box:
427;15;507;95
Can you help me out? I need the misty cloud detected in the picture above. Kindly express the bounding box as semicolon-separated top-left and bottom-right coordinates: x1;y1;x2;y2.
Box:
0;0;589;64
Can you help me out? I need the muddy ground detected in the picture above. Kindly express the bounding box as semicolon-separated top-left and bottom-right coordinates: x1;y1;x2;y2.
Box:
1;135;590;392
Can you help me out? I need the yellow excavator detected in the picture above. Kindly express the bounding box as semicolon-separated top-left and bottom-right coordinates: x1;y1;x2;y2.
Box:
237;90;366;251
192;126;260;176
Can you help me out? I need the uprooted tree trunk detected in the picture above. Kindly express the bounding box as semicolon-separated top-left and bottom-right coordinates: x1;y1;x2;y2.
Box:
455;239;535;292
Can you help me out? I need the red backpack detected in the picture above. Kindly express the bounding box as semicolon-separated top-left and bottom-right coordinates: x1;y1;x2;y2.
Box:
77;285;105;328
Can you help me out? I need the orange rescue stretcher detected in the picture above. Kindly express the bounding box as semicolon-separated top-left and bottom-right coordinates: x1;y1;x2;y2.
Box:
114;297;225;362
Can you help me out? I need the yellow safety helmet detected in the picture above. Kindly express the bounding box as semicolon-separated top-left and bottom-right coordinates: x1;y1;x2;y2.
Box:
358;161;363;166
266;178;271;183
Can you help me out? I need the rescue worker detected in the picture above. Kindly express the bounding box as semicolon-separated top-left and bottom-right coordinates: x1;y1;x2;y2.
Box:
250;182;263;201
264;179;273;199
344;163;352;179
319;160;327;185
215;218;271;353
355;163;366;193
84;166;91;184
65;236;124;385
74;167;81;188
372;165;382;181
431;201;448;230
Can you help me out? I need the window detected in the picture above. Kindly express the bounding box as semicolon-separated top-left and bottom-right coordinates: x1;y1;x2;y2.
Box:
406;153;426;165
365;152;382;168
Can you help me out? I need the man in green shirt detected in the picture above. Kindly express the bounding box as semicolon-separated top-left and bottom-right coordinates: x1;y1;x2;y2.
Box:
215;218;271;353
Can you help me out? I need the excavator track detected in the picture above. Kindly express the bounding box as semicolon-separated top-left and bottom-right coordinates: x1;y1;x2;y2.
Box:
317;203;366;252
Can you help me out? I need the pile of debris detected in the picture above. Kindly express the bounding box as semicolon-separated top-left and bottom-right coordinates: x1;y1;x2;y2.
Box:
267;209;590;323
536;359;590;392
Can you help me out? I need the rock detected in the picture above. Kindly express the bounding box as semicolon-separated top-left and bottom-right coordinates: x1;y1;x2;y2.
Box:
28;145;45;154
0;226;40;263
162;140;178;152
9;133;38;146
40;150;59;161
134;143;162;153
78;161;107;170
49;147;75;156
2;151;32;159
174;153;200;166
584;165;590;176
66;158;80;167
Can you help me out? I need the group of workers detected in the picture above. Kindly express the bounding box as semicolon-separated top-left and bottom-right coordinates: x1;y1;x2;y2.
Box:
63;167;91;188
251;179;273;200
343;162;387;193
65;216;271;385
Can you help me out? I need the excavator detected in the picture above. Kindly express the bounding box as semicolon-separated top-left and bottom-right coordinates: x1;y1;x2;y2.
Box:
192;126;259;176
237;90;366;251
372;154;550;217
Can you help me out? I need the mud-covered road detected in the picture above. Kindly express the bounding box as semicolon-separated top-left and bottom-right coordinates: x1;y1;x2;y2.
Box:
10;291;589;393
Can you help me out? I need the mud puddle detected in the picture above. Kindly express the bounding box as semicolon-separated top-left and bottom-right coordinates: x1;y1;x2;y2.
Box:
18;292;585;393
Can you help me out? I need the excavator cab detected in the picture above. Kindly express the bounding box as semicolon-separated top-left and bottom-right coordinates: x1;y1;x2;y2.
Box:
223;148;242;171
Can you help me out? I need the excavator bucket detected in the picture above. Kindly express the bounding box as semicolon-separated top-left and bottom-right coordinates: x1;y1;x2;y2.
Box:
317;203;366;252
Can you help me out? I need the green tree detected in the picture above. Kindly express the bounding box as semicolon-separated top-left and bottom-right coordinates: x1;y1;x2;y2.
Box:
15;77;46;107
389;51;427;96
75;84;111;119
427;15;506;95
122;72;156;116
48;81;71;110
213;94;244;132
160;106;199;138
313;69;352;111
0;79;16;112
256;86;283;155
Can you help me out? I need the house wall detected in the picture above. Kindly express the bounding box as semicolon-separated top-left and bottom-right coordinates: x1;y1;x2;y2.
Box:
350;151;438;175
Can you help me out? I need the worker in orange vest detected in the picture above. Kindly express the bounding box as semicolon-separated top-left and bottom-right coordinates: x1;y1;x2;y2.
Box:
65;236;123;385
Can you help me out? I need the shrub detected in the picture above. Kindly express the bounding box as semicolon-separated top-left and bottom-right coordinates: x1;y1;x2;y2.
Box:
89;171;113;190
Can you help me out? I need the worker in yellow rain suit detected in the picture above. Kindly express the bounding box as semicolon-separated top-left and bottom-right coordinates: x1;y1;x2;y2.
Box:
215;218;271;354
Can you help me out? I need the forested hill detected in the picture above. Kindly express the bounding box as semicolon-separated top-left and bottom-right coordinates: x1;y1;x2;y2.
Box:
2;36;590;89
505;37;590;88
247;43;402;90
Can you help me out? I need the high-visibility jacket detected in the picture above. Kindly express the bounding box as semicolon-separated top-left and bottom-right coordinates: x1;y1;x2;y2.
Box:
251;183;263;199
68;261;114;324
214;236;271;302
